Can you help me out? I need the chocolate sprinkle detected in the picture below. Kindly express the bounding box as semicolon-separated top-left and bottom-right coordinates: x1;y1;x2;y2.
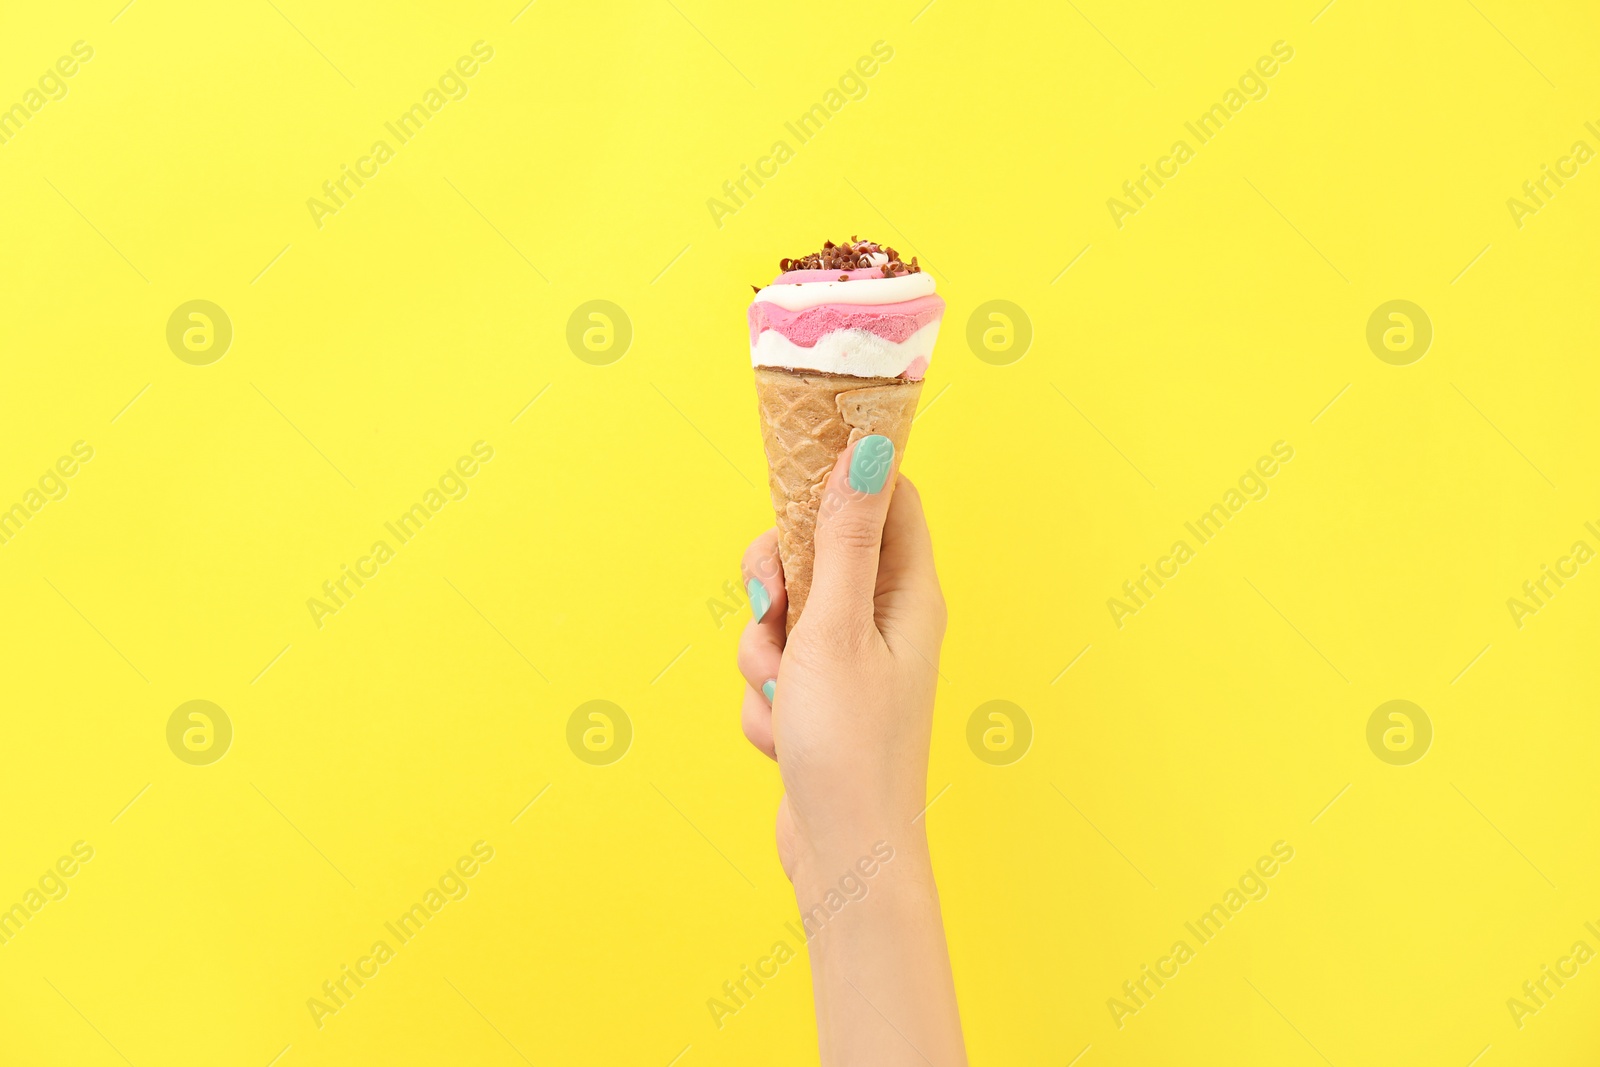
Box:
778;236;921;278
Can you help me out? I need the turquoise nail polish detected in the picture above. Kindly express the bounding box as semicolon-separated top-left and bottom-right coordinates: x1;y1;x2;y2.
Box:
747;577;771;623
761;679;776;703
849;434;894;494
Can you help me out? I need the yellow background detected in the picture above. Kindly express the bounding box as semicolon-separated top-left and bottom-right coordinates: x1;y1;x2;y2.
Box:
1;0;1597;1063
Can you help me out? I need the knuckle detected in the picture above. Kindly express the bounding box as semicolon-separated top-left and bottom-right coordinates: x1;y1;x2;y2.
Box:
823;515;881;554
749;551;783;586
739;705;762;745
736;628;767;681
741;529;780;577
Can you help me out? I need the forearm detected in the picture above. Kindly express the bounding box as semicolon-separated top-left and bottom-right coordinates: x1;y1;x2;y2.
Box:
793;831;966;1067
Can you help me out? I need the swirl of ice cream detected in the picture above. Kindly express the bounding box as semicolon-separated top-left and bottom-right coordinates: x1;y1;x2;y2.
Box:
748;263;944;381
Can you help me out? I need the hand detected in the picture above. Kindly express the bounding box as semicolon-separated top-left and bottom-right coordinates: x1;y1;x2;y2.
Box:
737;436;946;881
735;434;966;1066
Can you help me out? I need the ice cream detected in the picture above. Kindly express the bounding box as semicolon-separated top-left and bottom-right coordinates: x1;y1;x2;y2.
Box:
749;241;944;381
749;239;940;630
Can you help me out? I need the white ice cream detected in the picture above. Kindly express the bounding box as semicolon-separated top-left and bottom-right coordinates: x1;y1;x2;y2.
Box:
750;320;942;379
751;271;936;311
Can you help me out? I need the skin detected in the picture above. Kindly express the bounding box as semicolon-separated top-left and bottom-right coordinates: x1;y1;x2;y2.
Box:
737;438;967;1066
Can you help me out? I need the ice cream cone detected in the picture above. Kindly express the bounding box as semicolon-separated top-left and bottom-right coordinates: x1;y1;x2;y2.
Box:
747;238;943;631
754;366;922;631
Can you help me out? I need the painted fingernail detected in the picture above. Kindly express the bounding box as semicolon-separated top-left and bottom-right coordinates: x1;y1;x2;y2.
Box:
849;434;894;494
761;679;776;703
747;577;771;623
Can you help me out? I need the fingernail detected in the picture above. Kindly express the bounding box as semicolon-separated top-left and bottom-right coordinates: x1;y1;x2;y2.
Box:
848;434;894;494
747;577;771;623
761;679;776;703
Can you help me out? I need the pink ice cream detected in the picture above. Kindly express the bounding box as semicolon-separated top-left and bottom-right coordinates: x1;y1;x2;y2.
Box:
748;265;944;380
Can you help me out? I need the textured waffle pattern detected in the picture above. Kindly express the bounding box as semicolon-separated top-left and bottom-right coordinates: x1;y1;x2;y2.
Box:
753;367;923;631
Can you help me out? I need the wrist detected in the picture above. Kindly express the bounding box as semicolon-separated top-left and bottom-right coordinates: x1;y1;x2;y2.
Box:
783;767;928;863
790;823;931;904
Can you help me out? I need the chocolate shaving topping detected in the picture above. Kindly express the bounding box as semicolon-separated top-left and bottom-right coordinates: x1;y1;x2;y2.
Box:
777;236;922;278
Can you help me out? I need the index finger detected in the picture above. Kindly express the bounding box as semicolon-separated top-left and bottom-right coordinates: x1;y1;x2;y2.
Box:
741;528;788;636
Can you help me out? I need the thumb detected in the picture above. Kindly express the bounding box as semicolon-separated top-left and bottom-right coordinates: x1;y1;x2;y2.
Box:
807;433;898;627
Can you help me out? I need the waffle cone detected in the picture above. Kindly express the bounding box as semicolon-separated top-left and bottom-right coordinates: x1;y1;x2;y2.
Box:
753;366;923;631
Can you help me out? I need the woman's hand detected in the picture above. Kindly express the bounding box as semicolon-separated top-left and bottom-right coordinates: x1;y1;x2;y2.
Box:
737;435;945;878
735;434;966;1066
